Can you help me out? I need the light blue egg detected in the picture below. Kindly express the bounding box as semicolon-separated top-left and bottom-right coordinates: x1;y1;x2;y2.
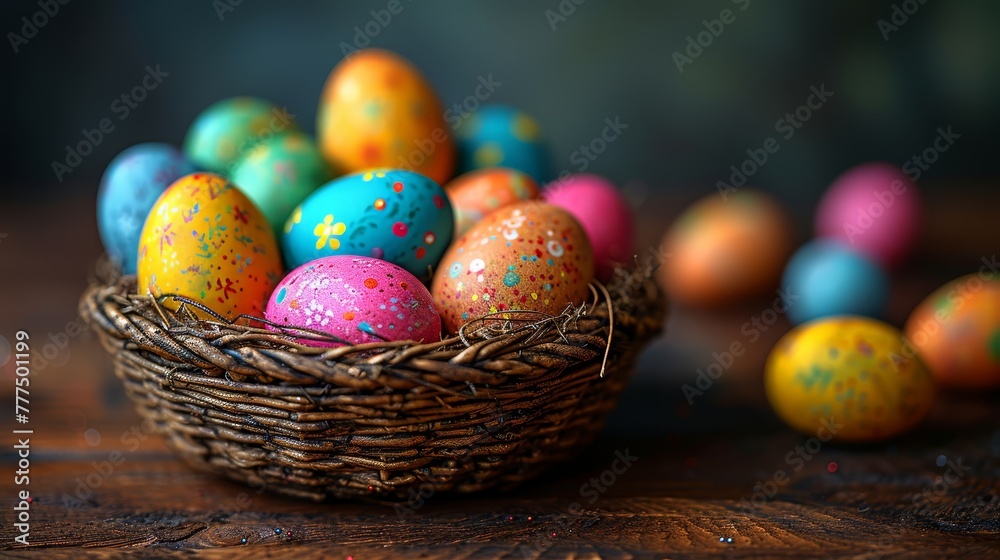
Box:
97;143;196;274
782;239;888;325
282;169;453;278
455;105;551;183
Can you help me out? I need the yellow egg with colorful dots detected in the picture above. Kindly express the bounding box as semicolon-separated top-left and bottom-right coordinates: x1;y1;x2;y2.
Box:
317;49;454;184
137;173;283;321
765;316;935;442
431;201;594;333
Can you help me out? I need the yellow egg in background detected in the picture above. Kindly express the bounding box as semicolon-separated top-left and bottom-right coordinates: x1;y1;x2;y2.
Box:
658;189;794;307
137;173;284;321
765;316;935;443
317;49;455;185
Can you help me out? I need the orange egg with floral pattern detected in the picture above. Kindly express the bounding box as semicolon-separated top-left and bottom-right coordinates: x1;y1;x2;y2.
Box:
137;173;283;321
317;49;454;184
431;201;594;333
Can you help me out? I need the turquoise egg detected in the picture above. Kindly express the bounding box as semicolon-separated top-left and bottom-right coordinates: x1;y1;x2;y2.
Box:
782;239;888;325
455;105;551;183
96;143;196;274
282;169;453;278
183;97;298;173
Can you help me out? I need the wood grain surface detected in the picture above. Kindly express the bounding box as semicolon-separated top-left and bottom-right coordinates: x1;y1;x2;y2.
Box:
0;192;998;559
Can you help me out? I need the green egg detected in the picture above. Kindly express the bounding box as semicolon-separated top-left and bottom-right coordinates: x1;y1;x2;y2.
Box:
230;132;335;233
183;97;298;173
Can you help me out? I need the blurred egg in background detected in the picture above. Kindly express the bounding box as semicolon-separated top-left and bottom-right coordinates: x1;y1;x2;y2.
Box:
455;105;551;184
782;239;888;325
97;143;196;274
905;273;1000;389
445;167;540;237
184;97;298;174
657;190;794;307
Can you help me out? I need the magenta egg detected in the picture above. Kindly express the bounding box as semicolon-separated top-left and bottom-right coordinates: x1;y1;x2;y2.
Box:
543;174;635;281
815;162;921;268
265;256;442;347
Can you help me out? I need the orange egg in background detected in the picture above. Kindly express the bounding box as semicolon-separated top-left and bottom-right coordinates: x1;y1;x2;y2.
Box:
137;173;284;321
316;49;455;185
658;189;794;307
904;273;1000;389
444;167;541;236
431;201;594;333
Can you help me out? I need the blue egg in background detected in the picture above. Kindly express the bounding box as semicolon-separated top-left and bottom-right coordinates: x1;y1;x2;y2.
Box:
455;105;551;184
782;239;888;325
96;143;196;274
282;169;453;278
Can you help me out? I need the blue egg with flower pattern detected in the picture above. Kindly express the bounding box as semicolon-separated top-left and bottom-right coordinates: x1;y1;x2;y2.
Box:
455;105;551;184
97;143;196;274
282;169;453;279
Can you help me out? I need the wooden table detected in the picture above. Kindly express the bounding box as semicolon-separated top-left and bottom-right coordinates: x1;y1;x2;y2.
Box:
1;191;998;558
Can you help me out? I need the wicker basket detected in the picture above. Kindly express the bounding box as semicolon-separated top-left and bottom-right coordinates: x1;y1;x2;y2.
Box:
79;260;665;501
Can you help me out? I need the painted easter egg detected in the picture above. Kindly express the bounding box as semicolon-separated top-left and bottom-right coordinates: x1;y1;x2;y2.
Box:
282;169;453;278
137;173;283;320
782;239;888;325
431;201;594;333
265;256;441;347
444;167;540;237
765;316;935;442
816;162;921;268
317;49;454;184
904;273;1000;389
230;132;334;234
97;143;196;274
658;190;794;306
184;97;297;174
455;105;550;184
544;174;634;282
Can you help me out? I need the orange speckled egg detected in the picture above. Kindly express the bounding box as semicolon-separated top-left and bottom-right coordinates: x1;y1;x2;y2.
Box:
904;273;1000;389
766;316;935;442
431;201;594;333
658;189;793;306
137;173;283;321
444;167;541;236
317;49;454;185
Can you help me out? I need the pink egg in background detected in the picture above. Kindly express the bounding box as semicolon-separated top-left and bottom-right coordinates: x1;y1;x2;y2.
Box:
815;162;921;268
265;256;442;347
543;174;635;281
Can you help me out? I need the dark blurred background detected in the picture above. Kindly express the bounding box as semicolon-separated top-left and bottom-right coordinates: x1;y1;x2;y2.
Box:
1;0;998;438
3;0;999;207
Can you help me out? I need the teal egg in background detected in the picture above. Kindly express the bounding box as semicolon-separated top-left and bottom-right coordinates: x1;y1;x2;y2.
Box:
455;105;551;184
96;143;196;274
782;239;888;325
282;169;454;278
230;132;334;234
183;97;298;174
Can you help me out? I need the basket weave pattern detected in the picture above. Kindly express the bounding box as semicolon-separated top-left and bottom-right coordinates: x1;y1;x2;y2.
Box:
80;264;665;501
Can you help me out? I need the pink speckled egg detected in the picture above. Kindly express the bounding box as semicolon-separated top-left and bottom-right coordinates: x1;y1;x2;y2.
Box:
265;256;442;347
543;174;634;281
816;162;921;268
